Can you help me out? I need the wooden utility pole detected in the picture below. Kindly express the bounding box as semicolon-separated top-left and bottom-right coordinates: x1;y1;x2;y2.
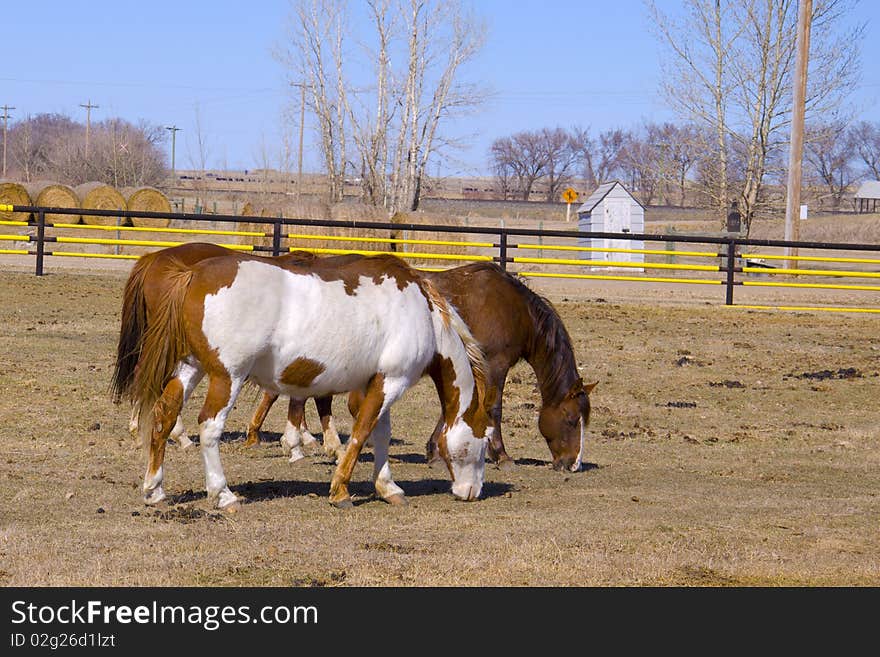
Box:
165;125;181;179
294;83;306;198
80;99;99;159
1;104;14;178
784;0;812;270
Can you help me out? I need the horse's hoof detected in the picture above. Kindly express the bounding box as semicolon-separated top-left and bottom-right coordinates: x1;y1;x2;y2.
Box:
302;431;317;446
384;493;407;506
288;447;306;464
331;498;354;509
426;454;443;468
496;458;516;471
243;436;259;448
179;438;194;450
143;489;166;506
222;501;241;514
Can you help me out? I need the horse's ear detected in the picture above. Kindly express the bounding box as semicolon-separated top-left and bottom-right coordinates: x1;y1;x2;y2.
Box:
583;381;598;395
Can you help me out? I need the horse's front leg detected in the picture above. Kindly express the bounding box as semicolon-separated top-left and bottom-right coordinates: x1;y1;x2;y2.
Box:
330;375;406;508
142;378;185;505
198;374;243;511
486;373;514;469
245;390;279;447
371;411;406;505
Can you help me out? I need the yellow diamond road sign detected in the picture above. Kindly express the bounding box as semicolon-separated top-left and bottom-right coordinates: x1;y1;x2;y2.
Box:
562;188;578;204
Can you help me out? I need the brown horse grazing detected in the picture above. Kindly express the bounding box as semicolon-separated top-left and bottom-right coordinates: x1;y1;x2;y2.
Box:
250;263;596;472
113;249;492;508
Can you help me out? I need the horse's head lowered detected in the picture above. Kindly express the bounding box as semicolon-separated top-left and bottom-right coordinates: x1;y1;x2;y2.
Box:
538;379;597;472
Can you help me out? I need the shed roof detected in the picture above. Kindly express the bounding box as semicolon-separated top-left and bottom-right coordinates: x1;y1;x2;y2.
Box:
576;180;644;213
855;181;880;200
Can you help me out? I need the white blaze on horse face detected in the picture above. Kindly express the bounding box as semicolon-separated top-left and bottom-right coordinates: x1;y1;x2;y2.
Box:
447;420;487;501
571;417;585;472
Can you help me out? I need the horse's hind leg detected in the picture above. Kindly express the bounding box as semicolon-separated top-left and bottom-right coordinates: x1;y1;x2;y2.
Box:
371;410;406;505
143;378;185;505
169;361;204;450
245;391;278;448
198;374;244;510
317;395;345;461
280;398;308;463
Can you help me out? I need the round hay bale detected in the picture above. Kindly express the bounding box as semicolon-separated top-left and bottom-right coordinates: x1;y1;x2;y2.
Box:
0;181;32;222
123;187;171;228
75;182;127;226
23;182;80;224
240;201;257;216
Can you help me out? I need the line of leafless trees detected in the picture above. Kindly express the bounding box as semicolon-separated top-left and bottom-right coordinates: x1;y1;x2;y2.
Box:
4;113;167;187
489;119;880;212
276;0;486;216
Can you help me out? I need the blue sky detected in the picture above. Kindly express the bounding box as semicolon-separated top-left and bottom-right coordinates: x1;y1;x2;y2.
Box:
4;0;879;176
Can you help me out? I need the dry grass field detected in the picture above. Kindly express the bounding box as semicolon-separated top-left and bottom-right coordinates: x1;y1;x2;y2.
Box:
0;256;878;587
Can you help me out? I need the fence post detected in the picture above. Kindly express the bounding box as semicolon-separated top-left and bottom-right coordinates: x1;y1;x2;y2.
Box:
499;230;508;271
272;220;282;256
725;238;736;305
35;209;46;276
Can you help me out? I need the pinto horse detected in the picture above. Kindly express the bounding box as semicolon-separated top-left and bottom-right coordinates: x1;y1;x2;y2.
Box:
113;250;491;509
251;263;595;472
112;243;347;459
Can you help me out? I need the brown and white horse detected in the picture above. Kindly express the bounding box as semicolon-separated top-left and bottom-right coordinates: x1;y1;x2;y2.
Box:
113;250;491;509
252;263;596;472
113;243;346;459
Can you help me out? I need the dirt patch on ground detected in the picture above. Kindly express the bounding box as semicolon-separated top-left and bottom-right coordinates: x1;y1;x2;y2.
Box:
0;265;878;586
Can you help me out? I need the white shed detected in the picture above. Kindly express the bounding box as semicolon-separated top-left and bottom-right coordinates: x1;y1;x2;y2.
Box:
854;181;880;213
577;181;644;269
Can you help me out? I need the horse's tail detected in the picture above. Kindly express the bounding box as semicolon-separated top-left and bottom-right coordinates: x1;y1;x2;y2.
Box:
129;257;194;447
111;250;163;404
422;279;492;422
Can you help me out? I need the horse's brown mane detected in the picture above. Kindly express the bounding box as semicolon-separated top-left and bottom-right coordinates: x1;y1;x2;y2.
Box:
465;263;579;404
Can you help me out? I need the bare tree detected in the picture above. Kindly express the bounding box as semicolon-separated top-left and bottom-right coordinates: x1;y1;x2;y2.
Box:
488;131;549;200
575;127;626;189
804;120;859;209
852;120;880;180
619;129;660;205
539;128;579;201
650;0;863;234
278;0;348;203
278;0;484;211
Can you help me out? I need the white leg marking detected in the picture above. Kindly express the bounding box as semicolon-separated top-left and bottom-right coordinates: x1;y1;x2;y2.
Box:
143;465;165;505
371;412;404;500
571;417;585;472
281;421;305;463
199;380;242;509
170;415;193;449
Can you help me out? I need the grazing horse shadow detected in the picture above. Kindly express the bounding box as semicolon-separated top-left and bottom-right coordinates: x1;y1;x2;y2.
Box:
514;457;600;473
167;478;515;506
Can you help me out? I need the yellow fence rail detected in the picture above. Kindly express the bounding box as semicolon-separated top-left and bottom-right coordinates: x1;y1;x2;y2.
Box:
4;203;880;315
